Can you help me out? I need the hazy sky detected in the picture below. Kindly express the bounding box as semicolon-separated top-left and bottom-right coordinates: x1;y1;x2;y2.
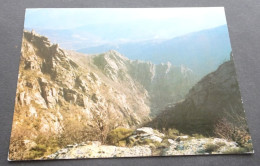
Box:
24;8;227;49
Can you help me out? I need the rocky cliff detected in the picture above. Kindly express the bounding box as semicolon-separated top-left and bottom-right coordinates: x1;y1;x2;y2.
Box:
67;45;197;116
149;59;249;136
9;31;197;160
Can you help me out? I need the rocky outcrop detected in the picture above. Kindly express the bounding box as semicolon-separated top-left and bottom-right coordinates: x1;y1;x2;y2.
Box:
9;31;155;160
149;59;248;135
44;142;152;159
15;31;151;129
90;51;198;116
44;127;247;159
128;127;165;144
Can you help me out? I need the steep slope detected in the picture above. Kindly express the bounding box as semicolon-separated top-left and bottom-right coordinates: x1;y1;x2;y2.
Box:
9;31;151;160
149;58;249;136
128;61;197;115
9;30;201;160
9;31;198;160
67;49;198;116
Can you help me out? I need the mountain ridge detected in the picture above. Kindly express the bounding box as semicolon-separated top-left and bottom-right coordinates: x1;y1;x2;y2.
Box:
9;30;198;160
78;25;231;77
148;56;250;138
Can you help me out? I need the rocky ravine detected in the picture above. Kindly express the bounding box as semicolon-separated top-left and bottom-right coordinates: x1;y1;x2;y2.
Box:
68;47;198;116
44;127;241;159
9;31;197;160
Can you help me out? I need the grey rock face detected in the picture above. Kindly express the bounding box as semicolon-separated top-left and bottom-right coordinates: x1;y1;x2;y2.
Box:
92;50;198;116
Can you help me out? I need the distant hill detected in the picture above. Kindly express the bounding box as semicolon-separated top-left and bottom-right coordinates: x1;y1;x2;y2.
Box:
78;25;231;77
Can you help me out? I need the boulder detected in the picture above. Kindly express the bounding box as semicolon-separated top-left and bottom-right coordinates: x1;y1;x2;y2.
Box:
135;127;165;138
127;127;165;145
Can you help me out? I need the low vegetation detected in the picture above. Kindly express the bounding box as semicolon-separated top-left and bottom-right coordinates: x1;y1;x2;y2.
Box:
106;127;134;146
214;113;251;147
162;128;180;140
204;143;221;153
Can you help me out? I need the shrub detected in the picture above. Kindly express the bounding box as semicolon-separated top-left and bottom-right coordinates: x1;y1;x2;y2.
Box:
216;142;226;147
204;143;220;153
118;140;127;147
153;142;167;148
224;143;254;154
59;115;97;146
26;144;47;159
214;106;251;147
164;128;180;140
214;118;250;146
106;127;133;146
223;147;249;154
192;134;205;139
142;139;154;145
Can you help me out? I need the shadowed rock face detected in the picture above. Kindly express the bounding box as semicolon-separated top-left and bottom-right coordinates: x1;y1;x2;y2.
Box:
149;59;248;135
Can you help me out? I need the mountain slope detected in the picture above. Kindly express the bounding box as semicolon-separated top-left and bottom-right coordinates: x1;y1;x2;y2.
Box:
9;31;198;160
67;50;198;116
9;31;151;160
149;57;249;136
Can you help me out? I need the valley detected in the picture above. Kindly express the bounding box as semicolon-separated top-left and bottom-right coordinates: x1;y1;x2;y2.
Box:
8;30;253;160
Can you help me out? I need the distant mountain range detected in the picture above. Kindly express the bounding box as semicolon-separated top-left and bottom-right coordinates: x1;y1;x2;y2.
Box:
78;25;232;77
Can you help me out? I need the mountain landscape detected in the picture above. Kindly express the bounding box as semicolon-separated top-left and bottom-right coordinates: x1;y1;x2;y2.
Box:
9;30;253;160
78;25;231;77
32;25;231;78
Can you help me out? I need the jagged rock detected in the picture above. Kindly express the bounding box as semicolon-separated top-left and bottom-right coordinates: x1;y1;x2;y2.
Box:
76;94;88;108
135;127;165;138
23;140;37;150
127;127;165;145
24;56;40;70
142;135;163;143
92;50;198;116
91;94;99;103
38;77;58;108
63;88;77;103
76;76;89;92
